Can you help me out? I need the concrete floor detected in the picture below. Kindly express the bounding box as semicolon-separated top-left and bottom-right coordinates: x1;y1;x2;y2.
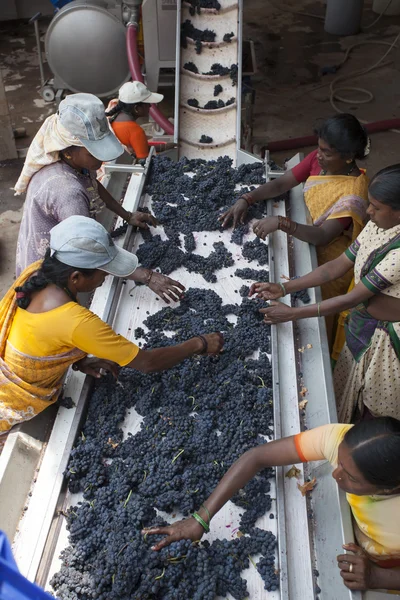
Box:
0;0;399;295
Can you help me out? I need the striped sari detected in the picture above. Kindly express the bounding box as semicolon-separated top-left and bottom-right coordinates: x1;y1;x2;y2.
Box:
334;221;400;422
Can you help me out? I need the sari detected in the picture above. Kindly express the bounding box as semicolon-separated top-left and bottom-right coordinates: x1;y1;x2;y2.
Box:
304;172;369;357
0;262;85;433
296;423;400;595
334;221;400;423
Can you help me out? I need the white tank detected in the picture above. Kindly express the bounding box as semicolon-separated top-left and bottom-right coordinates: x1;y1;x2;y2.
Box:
45;0;130;97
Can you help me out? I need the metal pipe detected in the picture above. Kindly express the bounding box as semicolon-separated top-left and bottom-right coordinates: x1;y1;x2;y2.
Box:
126;23;174;136
260;118;400;154
29;13;45;88
103;163;144;173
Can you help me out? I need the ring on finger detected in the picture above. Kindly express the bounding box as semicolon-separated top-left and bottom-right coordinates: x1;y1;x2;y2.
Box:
349;563;353;573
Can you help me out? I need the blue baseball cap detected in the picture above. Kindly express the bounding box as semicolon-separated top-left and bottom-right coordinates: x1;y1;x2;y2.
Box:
58;93;124;162
50;216;138;277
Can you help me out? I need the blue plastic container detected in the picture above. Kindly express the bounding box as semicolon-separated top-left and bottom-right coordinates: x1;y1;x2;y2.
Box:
0;531;53;599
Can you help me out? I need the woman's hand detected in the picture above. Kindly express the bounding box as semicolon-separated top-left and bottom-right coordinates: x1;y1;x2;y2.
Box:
198;332;224;355
74;357;120;379
337;544;379;591
218;198;248;229
253;217;279;240
260;301;295;324
148;272;185;303
129;211;158;229
249;282;284;300
142;518;205;551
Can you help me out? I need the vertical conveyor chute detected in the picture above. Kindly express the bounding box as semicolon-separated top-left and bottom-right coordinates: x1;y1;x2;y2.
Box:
176;0;241;163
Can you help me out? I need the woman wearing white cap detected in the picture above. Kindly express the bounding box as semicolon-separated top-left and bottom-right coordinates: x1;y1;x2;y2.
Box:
0;216;223;435
14;94;174;298
106;81;164;159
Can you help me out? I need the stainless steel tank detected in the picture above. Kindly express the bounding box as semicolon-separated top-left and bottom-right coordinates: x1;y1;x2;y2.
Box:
45;0;130;97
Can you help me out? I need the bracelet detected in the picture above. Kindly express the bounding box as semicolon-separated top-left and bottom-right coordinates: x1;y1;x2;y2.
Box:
192;512;210;533
278;282;287;297
196;335;208;355
144;269;153;286
317;302;321;317
277;215;298;235
200;503;211;523
124;210;133;224
240;193;254;207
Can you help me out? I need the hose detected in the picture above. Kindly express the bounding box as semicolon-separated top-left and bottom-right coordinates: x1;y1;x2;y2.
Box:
264;118;400;153
126;23;174;136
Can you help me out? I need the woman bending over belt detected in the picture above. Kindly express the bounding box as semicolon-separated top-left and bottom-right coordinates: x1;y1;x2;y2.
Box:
251;165;400;422
145;418;400;593
0;216;223;435
220;114;370;356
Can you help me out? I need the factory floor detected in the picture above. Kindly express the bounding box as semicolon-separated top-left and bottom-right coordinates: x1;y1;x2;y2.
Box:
0;0;399;296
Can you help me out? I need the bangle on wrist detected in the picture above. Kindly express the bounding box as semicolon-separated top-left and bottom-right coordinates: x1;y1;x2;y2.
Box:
192;512;210;533
196;335;208;355
200;503;211;523
277;215;298;235
124;210;133;223
144;269;153;286
278;282;287;297
317;302;321;317
240;193;254;207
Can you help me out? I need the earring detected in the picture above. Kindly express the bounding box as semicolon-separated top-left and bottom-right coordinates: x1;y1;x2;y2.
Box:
64;153;72;159
346;159;353;164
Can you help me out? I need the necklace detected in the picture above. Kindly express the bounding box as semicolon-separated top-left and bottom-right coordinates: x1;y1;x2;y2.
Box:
60;286;77;303
321;162;356;177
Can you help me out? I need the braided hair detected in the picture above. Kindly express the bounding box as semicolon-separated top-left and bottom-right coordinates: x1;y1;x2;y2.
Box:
15;249;96;309
105;100;143;122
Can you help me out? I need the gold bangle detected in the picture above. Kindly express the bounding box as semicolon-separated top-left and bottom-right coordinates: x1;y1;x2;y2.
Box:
317;302;321;317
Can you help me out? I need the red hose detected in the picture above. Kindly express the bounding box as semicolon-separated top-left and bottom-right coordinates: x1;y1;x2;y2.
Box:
126;24;174;136
264;119;400;153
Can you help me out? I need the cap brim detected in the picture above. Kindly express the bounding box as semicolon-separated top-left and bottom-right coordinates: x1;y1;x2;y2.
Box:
100;247;139;277
142;91;164;104
79;130;124;162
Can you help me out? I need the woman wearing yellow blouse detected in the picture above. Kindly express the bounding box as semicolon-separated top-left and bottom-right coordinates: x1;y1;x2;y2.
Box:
0;216;223;434
145;417;400;593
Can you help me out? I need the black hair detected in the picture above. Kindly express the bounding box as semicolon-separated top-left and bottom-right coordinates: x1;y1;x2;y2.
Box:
105;100;143;122
314;114;369;160
15;249;96;310
344;416;400;489
368;164;400;211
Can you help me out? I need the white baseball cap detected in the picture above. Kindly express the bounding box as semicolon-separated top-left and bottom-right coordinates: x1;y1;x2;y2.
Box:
58;93;124;162
50;216;138;277
119;81;164;104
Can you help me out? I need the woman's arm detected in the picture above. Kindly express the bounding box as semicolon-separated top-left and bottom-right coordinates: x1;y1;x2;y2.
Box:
253;216;347;247
219;171;298;229
127;333;224;373
143;436;300;549
260;280;375;325
97;182;157;228
249;252;354;301
127;267;185;303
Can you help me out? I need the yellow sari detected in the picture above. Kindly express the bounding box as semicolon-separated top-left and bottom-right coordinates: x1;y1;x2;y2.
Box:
304;173;369;358
0;262;85;433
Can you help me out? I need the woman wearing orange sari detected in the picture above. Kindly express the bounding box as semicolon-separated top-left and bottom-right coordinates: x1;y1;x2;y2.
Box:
220;114;370;356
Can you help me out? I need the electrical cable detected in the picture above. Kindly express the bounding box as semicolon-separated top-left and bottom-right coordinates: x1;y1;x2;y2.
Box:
363;0;394;29
329;33;400;125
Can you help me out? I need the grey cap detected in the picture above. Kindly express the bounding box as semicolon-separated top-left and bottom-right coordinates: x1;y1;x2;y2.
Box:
58;93;124;162
50;216;138;277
